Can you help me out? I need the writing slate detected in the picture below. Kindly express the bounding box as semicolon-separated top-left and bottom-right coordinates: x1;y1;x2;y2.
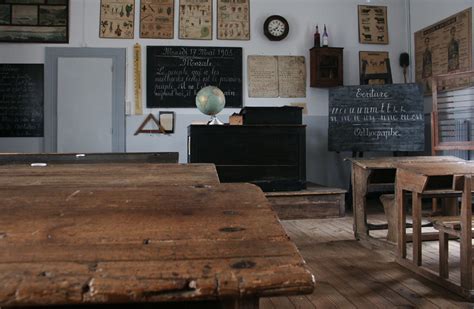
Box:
0;64;43;137
147;46;242;108
328;84;424;152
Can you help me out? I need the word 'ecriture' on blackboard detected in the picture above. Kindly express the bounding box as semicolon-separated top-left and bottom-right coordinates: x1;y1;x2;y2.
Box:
328;84;425;152
146;46;243;108
0;64;44;137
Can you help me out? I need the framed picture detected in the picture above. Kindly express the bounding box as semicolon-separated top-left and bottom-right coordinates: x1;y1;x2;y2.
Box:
217;0;250;40
159;111;175;133
100;0;135;39
140;0;174;39
0;0;69;43
179;0;212;40
359;51;392;85
358;5;388;44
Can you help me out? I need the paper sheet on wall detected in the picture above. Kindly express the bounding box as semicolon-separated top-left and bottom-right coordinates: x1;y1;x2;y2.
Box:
248;55;306;98
278;56;306;98
248;56;278;98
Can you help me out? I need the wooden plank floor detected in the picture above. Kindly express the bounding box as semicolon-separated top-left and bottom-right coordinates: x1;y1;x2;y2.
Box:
261;214;474;308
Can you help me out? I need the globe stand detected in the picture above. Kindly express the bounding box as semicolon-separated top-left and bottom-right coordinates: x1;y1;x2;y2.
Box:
207;115;224;125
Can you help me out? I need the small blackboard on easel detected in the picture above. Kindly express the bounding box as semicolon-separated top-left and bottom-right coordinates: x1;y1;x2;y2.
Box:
0;64;44;137
328;84;424;152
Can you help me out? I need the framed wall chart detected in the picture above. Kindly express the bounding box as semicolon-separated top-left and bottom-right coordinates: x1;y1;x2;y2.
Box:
0;0;69;43
179;0;212;40
140;0;174;39
217;0;250;40
100;0;135;39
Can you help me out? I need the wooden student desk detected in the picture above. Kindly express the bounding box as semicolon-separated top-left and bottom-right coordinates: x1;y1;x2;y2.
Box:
396;161;474;299
0;163;220;188
0;163;314;308
348;156;464;243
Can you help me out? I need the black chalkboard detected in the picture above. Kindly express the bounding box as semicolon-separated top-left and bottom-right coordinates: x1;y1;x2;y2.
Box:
0;64;44;137
328;84;424;152
146;46;242;108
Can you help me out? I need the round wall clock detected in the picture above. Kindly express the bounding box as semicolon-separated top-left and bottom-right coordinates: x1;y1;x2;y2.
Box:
263;15;289;41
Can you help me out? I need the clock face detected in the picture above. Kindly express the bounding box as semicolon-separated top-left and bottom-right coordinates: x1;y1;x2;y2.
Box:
264;15;289;41
268;19;286;37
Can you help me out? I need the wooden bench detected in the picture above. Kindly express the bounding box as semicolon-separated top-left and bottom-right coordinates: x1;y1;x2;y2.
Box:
265;183;346;220
429;215;474;279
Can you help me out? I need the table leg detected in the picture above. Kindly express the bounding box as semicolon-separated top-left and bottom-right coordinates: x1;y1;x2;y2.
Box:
397;187;407;258
352;165;371;239
460;175;472;290
221;297;259;309
412;192;422;266
439;230;449;279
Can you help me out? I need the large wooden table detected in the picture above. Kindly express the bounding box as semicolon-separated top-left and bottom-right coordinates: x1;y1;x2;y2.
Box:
348;156;464;243
396;161;474;299
0;163;314;308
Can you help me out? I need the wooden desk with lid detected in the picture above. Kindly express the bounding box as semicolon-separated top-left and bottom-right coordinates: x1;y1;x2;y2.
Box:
0;163;314;308
348;156;464;243
396;161;474;299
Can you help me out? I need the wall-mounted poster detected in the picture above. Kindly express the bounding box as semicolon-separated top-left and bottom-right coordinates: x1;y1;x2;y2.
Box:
0;0;69;43
415;8;472;94
358;5;388;44
359;51;392;85
100;0;135;39
179;0;212;40
140;0;174;39
217;0;250;40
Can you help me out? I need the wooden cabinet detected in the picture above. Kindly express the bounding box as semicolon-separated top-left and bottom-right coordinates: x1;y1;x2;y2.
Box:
188;125;306;192
310;47;343;87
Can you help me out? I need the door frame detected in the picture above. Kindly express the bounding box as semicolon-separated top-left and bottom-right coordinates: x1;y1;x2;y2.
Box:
44;47;126;152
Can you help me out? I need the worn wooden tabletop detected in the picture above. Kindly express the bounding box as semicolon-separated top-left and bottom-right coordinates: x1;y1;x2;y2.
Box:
0;182;313;307
347;155;463;169
0;163;220;188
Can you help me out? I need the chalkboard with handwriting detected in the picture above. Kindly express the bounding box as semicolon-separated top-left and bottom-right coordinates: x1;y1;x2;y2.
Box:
0;64;43;137
146;46;242;108
328;84;424;152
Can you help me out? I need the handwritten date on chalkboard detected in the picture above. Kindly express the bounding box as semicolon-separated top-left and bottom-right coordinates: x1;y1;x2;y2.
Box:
146;46;243;108
328;84;424;152
0;64;43;137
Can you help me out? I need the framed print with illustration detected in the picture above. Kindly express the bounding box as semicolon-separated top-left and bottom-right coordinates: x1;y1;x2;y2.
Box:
358;5;388;44
359;51;392;85
0;0;69;43
140;0;174;39
100;0;135;39
217;0;250;40
179;0;212;40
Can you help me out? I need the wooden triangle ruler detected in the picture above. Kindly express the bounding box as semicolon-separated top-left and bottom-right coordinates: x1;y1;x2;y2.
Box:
134;114;165;135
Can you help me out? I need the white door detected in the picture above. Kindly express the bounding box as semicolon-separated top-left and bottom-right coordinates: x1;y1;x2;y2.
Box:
44;48;126;153
57;57;113;153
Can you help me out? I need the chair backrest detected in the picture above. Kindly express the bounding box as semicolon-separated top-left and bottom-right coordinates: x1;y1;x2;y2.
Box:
431;70;474;159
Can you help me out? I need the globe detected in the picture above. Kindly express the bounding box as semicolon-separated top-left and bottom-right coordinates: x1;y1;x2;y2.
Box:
196;86;226;116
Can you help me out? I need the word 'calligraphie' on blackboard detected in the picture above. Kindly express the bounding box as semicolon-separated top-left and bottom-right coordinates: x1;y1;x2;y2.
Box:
146;46;242;108
0;64;43;137
328;84;424;152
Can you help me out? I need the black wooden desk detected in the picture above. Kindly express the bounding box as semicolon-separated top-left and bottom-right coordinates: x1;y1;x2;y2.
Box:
188;125;306;192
